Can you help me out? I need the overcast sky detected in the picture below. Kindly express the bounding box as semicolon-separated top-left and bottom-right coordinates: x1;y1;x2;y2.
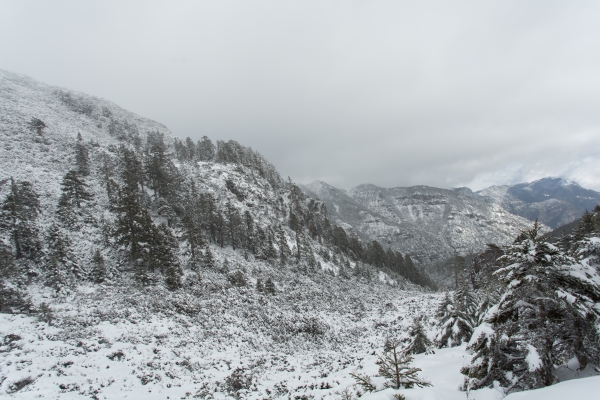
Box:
1;1;600;191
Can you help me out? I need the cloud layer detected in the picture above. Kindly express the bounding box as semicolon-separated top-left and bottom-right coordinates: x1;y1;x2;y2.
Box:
2;1;599;190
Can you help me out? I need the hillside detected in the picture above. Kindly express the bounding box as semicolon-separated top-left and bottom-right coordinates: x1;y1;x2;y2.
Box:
0;70;442;398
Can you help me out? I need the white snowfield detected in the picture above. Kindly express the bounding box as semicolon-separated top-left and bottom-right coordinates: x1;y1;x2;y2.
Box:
1;291;598;399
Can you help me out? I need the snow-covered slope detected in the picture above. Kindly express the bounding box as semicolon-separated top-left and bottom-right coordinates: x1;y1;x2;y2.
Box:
302;181;543;265
478;178;600;229
0;70;429;398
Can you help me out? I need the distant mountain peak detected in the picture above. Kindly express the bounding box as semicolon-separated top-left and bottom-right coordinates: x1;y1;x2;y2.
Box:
478;177;600;228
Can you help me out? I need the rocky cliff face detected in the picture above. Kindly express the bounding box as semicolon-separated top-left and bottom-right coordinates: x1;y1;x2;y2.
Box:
303;181;543;265
478;178;600;229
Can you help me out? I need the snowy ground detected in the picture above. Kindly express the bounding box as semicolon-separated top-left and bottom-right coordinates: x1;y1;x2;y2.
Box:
1;276;597;399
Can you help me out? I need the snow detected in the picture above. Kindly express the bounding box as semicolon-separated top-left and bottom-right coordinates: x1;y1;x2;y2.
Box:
525;345;542;371
503;375;600;400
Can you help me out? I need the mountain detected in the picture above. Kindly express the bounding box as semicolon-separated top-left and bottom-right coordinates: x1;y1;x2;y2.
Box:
477;177;600;229
302;181;541;266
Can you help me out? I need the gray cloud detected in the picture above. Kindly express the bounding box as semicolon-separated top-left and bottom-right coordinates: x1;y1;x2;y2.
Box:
2;0;600;190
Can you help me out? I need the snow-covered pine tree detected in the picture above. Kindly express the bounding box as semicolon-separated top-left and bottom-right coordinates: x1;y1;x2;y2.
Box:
376;339;431;389
61;170;93;208
196;135;215;161
435;282;477;348
56;192;78;229
113;163;147;259
155;197;176;227
201;246;215;270
155;224;182;290
264;277;276;295
46;256;67;293
0;243;23;311
75;133;90;176
462;220;600;394
91;249;106;283
0;178;41;261
255;278;264;292
46;224;82;281
405;318;432;355
277;226;288;264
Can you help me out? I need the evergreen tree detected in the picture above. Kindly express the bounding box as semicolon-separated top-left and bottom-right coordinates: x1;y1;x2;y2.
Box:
119;146;144;192
462;221;600;393
181;212;203;267
203;246;216;269
56;192;78;229
30;117;46;135
47;224;82;281
243;210;255;254
145;132;181;200
215;211;226;248
75;133;90;176
91;249;106;283
277;226;288;264
376;339;431;389
226;201;242;250
405;318;432;355
185;137;196;161
197;136;215;161
436;283;479;348
114;187;147;259
0;179;41;260
0;243;21;311
264;277;276;295
46;256;67;293
156;197;176;227
61;170;93;208
256;278;264;293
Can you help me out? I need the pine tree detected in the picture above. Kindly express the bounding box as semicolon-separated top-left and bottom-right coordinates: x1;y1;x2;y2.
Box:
56;192;78;229
156;197;176;227
197;136;215;161
75;133;90;176
0;179;41;260
181;213;203;267
376;339;431;389
0;243;20;311
61;170;93;208
243;210;255;254
185;137;196;161
226;200;241;250
91;249;106;283
277;226;288;264
435;280;477;348
46;256;67;293
113;154;150;260
119;146;144;192
46;224;82;281
100;153;115;202
264;277;276;295
203;246;216;269
256;278;264;293
145;132;181;200
30;117;46;135
405;318;432;355
462;220;600;393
